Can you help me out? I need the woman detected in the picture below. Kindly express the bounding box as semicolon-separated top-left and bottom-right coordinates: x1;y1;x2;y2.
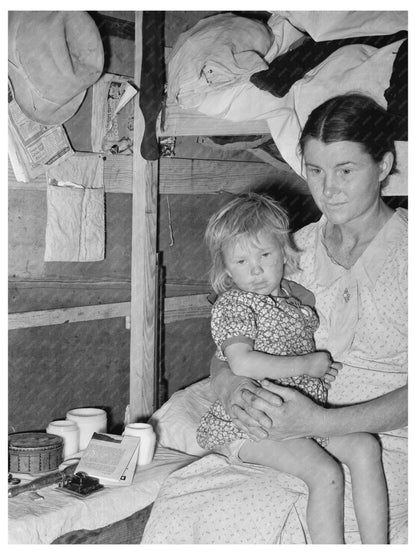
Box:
211;93;408;542
196;192;388;544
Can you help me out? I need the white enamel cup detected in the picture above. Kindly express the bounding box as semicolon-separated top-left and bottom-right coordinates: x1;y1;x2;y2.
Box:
46;419;79;459
66;408;107;450
122;423;156;465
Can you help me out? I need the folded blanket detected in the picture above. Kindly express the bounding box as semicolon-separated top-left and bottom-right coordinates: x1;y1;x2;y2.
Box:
44;155;104;262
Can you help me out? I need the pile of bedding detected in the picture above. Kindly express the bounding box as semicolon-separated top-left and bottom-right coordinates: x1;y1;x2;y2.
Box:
167;11;407;187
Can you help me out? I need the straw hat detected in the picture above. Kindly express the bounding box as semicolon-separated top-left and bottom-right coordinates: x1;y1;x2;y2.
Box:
8;11;104;125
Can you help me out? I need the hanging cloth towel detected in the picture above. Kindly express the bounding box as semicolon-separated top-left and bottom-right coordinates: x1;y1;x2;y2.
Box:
44;155;104;261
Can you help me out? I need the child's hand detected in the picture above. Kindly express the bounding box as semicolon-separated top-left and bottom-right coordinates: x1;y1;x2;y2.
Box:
322;361;342;389
304;351;334;378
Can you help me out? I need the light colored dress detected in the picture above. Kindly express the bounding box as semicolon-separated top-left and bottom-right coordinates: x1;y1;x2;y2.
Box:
143;208;407;544
288;208;408;542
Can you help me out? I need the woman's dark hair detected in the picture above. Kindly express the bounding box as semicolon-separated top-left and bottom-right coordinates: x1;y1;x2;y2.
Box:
299;93;397;174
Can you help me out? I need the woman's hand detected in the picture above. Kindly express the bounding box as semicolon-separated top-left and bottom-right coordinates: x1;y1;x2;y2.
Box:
210;355;286;440
241;380;326;441
209;354;333;441
231;380;286;440
226;377;278;440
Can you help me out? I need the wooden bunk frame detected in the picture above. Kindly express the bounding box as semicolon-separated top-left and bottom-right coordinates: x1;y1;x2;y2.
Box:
8;12;408;424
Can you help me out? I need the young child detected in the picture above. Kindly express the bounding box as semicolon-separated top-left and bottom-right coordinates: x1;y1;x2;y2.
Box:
197;193;388;544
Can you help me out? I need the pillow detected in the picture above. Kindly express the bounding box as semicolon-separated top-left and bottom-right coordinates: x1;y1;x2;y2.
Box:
149;378;218;456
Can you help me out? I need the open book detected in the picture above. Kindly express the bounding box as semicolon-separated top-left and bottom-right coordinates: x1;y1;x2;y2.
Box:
76;433;140;486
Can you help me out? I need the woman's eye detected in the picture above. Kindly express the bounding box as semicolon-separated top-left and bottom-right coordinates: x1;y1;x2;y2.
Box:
340;168;352;176
262;252;271;258
307;167;320;176
237;259;245;265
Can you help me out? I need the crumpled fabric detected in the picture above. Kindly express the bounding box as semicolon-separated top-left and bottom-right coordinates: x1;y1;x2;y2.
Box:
167;13;277;112
250;31;407;99
182;40;404;175
264;11;407;60
167;13;406;195
271;11;407;43
267;39;405;177
44;155;104;262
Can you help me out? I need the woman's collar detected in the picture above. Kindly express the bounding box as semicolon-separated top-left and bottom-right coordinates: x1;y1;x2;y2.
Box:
314;216;345;286
314;210;404;288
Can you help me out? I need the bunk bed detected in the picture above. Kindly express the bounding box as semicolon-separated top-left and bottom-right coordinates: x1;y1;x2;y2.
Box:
8;11;408;544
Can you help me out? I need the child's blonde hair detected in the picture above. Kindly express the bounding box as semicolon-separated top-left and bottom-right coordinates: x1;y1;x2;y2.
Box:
205;193;299;294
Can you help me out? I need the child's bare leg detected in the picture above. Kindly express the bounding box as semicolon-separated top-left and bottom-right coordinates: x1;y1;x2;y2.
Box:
325;433;388;544
239;438;345;544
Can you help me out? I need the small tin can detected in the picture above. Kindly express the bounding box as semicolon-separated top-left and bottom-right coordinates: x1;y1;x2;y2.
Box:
8;432;64;473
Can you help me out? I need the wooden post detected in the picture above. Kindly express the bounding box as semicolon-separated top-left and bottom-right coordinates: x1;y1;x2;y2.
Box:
129;12;158;421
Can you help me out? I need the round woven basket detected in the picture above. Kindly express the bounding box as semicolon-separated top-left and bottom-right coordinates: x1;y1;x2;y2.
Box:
9;432;63;473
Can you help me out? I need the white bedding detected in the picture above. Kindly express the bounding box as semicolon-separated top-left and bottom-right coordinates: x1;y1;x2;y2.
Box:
8;446;196;544
142;452;311;544
143;379;407;544
168;11;407;196
143;447;407;544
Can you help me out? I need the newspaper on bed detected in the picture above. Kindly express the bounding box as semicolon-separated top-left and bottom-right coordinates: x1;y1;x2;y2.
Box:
8;79;74;183
76;433;140;486
91;73;137;154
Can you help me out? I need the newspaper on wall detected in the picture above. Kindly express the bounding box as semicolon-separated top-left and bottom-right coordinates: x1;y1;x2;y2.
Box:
76;433;140;486
91;73;137;154
8;80;74;183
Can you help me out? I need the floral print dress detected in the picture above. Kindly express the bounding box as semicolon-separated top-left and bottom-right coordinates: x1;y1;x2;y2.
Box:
197;281;327;449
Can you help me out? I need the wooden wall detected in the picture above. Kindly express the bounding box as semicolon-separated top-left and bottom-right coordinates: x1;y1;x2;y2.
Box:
8;12;136;433
8;10;268;431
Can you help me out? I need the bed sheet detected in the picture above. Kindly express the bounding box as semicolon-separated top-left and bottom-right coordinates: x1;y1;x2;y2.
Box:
143;379;407;544
142;452;311;544
143;446;407;544
8;446;197;544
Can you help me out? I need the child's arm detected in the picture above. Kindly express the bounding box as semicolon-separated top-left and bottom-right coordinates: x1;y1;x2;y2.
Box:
225;341;333;381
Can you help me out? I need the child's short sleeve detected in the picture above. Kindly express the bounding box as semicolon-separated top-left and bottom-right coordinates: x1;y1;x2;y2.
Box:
211;290;257;360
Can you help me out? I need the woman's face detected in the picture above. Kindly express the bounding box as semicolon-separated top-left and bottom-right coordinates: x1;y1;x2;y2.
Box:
302;139;393;226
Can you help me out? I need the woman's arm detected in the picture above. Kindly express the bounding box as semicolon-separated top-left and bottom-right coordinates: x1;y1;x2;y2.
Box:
210;354;339;439
210;355;274;439
247;380;408;440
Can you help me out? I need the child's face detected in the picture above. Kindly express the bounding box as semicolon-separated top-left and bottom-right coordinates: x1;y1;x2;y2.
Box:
223;230;285;296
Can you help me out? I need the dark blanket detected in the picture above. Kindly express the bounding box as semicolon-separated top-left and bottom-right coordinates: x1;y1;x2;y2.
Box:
52;504;153;544
250;32;408;140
